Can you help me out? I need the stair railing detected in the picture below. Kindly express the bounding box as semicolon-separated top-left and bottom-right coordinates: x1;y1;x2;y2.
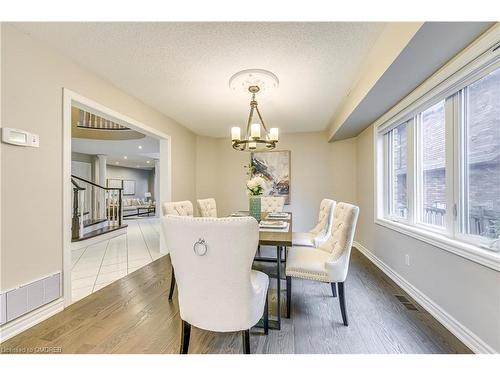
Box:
71;175;123;240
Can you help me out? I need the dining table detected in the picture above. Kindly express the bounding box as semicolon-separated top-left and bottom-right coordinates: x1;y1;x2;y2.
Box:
231;211;292;330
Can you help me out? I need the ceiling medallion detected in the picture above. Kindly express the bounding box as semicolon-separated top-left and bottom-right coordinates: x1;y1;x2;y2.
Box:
229;69;279;152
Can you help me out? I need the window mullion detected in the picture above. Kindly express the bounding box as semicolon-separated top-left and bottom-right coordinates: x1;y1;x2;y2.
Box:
382;135;390;218
415;113;423;224
407;118;416;225
444;96;456;236
453;90;466;239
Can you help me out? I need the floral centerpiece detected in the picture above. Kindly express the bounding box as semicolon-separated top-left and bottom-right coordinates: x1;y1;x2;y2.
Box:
245;164;265;221
246;175;265;197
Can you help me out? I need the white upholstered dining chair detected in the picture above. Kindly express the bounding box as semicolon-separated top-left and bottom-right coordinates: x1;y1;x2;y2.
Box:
196;198;217;217
162;215;269;354
292;199;336;248
261;196;285;213
162;200;194;216
162;200;194;300
285;202;359;326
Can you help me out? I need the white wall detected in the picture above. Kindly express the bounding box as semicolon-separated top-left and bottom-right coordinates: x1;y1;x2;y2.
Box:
355;125;500;353
196;132;357;232
1;24;197;291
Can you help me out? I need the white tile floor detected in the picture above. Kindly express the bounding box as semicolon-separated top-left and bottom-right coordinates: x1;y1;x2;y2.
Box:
71;218;163;302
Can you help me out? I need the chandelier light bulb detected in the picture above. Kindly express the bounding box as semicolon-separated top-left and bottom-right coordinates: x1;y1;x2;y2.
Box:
231;126;241;141
250;123;261;139
270;128;279;141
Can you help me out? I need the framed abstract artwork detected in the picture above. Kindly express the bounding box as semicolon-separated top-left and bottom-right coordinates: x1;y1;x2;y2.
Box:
107;178;122;189
122;180;136;196
251;150;291;204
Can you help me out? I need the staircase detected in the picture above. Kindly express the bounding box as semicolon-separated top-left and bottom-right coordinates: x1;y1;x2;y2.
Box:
71;175;127;242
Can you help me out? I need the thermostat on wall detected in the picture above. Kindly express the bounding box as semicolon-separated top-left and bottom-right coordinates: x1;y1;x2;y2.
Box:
1;128;39;147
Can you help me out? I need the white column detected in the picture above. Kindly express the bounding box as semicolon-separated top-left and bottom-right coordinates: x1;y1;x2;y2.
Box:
154;159;160;217
96;155;107;219
97;154;107;187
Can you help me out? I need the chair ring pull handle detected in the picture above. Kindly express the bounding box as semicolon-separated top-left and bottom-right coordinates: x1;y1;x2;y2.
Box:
193;238;208;256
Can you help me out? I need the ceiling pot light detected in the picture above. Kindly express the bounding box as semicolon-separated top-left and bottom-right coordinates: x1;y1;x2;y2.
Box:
123;156;128;159
138;145;143;149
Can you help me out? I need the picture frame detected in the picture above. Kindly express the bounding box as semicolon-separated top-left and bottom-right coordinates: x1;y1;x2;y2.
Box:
250;150;291;204
107;178;122;189
122;179;136;196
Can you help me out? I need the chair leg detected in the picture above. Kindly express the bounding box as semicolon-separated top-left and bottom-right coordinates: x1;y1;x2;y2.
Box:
263;291;269;335
286;276;291;319
180;320;191;354
338;282;348;326
168;267;176;300
242;329;251;354
330;282;337;298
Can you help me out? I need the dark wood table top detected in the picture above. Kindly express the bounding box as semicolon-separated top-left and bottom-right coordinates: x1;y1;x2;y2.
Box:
258;212;293;247
230;211;292;247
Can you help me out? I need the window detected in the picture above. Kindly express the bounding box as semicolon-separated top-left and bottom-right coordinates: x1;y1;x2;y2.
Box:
387;122;408;219
376;53;500;261
419;100;446;227
461;68;500;240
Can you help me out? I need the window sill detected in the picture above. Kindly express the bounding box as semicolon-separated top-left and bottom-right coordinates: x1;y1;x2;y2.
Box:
375;218;500;271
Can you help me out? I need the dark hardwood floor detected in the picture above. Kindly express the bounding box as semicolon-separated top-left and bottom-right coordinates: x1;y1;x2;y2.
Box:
0;248;471;354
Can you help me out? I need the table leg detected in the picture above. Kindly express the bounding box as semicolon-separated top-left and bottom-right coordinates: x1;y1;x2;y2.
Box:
276;245;281;329
254;244;285;331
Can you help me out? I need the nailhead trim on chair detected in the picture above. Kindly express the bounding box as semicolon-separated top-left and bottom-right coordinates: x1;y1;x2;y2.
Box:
285;270;330;283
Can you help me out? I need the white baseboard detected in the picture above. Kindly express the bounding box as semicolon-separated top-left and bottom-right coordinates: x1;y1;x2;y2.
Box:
353;241;497;354
0;298;64;343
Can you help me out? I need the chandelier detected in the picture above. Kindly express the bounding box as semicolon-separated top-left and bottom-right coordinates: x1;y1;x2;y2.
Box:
229;69;279;151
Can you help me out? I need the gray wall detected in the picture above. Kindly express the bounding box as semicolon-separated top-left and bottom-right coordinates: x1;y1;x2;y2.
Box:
106;165;153;200
356;125;500;352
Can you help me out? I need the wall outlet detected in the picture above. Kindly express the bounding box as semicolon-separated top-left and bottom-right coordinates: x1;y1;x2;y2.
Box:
405;254;410;266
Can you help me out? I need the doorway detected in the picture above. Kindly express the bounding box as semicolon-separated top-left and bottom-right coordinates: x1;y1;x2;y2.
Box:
62;89;172;307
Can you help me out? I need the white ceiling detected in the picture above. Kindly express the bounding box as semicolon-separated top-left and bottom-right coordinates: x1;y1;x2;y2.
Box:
72;136;159;170
14;22;385;137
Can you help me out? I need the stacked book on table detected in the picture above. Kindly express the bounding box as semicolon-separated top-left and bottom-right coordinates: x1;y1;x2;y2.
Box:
266;212;290;219
259;220;288;230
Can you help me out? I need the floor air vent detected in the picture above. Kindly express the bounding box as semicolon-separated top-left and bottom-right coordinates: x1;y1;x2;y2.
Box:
394;294;419;311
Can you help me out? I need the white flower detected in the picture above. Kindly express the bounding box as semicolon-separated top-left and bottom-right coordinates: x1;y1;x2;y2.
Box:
254;176;265;186
246;176;265;193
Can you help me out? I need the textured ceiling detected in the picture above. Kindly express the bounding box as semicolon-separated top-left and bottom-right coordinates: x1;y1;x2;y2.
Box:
14;22;385;137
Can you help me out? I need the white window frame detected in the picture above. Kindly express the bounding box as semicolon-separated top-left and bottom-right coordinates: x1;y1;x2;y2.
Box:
385;121;411;223
384;121;408;222
374;27;500;272
454;62;500;248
